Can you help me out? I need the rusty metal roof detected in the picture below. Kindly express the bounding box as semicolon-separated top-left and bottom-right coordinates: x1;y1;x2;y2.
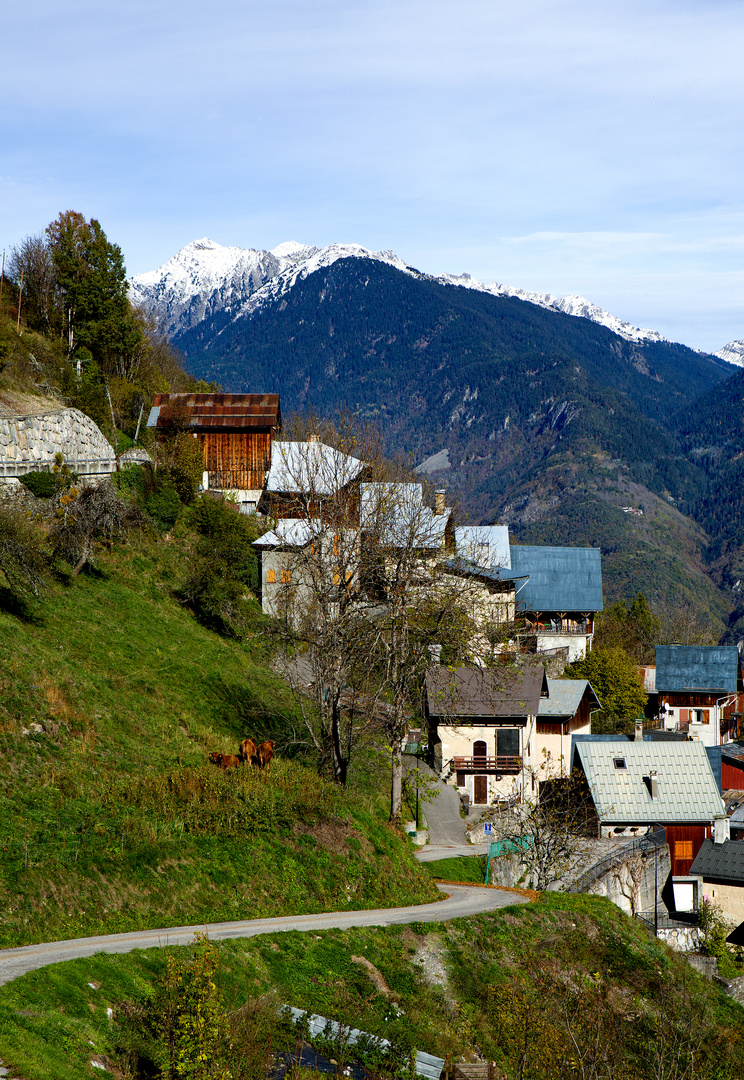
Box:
148;393;280;431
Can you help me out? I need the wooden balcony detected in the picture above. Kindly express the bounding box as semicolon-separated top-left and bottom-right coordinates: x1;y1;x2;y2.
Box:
451;755;522;774
527;622;590;636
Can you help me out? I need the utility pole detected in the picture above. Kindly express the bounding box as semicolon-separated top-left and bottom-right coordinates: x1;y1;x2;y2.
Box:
16;267;24;333
0;250;5;309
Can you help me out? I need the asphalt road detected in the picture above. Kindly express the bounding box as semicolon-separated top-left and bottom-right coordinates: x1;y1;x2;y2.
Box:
0;882;528;987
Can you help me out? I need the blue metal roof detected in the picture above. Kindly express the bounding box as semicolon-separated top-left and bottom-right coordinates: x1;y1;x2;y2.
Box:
655;645;742;693
509;545;603;613
539;679;601;718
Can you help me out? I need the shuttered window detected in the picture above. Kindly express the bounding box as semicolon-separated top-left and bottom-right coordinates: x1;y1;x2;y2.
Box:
267;569;276;584
674;841;693;861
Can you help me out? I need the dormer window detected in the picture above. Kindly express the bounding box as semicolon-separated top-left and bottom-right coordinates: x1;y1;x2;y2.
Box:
613;757;627;770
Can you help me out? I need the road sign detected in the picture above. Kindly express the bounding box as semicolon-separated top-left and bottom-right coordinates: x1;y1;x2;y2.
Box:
484;822;492;835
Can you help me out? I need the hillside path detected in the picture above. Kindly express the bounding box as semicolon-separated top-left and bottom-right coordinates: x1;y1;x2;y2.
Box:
409;759;488;862
0;883;527;987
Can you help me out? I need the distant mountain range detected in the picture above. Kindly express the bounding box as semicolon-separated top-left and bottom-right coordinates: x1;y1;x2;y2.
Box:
130;238;744;638
130;237;744;362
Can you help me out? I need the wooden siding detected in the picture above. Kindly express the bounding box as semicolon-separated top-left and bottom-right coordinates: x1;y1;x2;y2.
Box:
200;431;271;490
723;759;744;790
665;824;709;876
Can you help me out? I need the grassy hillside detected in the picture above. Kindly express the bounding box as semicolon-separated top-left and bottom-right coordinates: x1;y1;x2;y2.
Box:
2;892;743;1079
0;522;438;948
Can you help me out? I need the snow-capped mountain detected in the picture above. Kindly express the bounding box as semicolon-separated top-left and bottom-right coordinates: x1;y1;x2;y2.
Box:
130;238;667;347
714;340;744;368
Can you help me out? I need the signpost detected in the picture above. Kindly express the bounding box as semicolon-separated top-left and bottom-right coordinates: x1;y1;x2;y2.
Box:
484;822;493;883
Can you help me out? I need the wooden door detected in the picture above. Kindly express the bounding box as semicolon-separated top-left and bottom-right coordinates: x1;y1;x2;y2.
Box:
473;740;488;766
474;775;488;804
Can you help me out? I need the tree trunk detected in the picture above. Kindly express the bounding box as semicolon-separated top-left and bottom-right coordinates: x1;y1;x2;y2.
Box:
390;737;404;824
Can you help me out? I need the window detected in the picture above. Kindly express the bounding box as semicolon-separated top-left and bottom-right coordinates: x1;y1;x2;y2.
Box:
280;569;292;584
267;569;276;584
497;729;520;757
456;772;466;787
613;757;627;770
674;841;693;861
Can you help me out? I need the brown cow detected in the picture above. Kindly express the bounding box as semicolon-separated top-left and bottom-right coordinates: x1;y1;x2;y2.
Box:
208;752;241;770
239;737;256;765
257;740;276;769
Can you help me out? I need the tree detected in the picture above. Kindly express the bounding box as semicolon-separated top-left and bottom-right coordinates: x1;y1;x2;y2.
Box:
46;210;142;374
0;506;48;597
593;593;660;664
7;233;58;333
50;481;143;576
262;416;482;818
565;646;647;734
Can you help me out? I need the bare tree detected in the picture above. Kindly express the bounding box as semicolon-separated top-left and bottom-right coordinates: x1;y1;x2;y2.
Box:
8;233;58;333
50;481;143;576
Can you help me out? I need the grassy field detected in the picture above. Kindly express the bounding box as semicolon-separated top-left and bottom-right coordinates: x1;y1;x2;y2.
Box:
0;523;438;947
2;892;743;1080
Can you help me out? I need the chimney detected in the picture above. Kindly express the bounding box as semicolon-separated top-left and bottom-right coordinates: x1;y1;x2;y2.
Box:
649;769;658;800
434;489;446;515
428;643;442;665
307;434;320;443
714;816;730;845
634;720;644;742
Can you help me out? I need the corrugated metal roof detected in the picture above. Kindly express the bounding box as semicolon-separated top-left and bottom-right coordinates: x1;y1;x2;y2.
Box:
361;483;451;548
253;518;316;548
285;1007;444;1080
690;838;744;883
655;645;743;693
538;679;600;717
426;664;547;720
509;545;603;612
266;441;365;495
574;739;725;824
440;558;528;585
455;525;511;570
148;393;281;430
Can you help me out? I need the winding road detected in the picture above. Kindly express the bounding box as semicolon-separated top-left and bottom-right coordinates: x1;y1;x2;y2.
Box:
0;882;527;987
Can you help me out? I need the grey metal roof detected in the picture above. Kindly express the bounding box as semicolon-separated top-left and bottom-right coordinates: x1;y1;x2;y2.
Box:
509;545;603;613
655;645;743;693
574;739;725;824
253;518;316;548
538;679;600;718
425;664;547;720
440;557;528;585
361;483;451;548
690;838;744;883
265;441;365;495
285;1007;444;1080
455;525;511;570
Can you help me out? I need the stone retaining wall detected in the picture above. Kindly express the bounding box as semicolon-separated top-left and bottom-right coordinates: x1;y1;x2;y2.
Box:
0;408;116;479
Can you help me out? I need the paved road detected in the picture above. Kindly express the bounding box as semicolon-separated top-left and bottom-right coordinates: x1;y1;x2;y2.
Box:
0;883;528;987
409;760;489;863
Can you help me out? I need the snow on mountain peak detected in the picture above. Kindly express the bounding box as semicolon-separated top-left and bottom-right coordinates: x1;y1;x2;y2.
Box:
130;237;679;349
713;340;744;368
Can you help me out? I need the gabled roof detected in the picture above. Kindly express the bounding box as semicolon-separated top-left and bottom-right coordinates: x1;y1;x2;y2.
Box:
690;838;744;883
148;393;280;431
655;645;743;694
265;441;365;496
361;483;451;549
455;526;511;570
538;679;601;718
425;664;548;721
573;739;725;824
253;518;316;548
509;545;603;613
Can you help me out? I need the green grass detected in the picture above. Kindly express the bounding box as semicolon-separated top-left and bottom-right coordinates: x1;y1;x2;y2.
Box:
2;893;744;1080
0;525;439;946
422;855;486;883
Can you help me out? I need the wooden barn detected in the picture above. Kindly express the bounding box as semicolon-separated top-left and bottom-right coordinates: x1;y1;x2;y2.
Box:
147;393;281;511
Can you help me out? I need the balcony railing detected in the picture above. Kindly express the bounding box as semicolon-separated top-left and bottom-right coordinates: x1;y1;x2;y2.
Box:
451;755;522;774
525;622;591;636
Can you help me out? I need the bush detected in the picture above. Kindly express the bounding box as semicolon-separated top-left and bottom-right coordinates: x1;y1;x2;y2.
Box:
18;470;56;498
0;505;49;596
145;482;182;532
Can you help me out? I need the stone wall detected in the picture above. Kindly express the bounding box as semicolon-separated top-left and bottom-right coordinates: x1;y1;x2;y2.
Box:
0;408;116;479
587;846;672;917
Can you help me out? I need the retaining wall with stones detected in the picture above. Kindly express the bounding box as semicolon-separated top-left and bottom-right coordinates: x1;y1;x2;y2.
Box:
0;408;116;479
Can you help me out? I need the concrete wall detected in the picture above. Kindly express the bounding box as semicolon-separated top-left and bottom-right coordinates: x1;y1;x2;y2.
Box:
587;846;671;918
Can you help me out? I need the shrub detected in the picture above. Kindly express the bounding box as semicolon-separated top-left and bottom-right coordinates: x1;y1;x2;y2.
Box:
18;470;56;498
0;505;49;596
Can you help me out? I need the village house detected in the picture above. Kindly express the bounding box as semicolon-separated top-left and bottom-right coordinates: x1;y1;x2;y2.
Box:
653;644;744;747
571;738;728;876
690;838;744;926
509;544;603;661
147;392;281;512
424;663;549;805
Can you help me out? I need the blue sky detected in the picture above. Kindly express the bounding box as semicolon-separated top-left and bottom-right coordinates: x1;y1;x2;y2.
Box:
3;0;744;351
